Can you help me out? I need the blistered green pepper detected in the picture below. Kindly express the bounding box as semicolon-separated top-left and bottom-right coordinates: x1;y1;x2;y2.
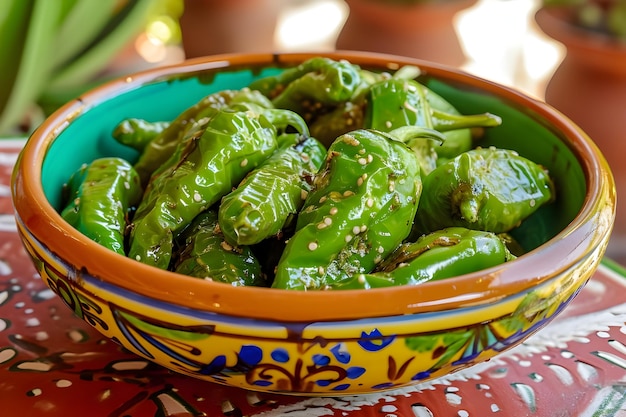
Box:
271;126;444;290
112;118;170;152
413;147;555;236
173;211;266;286
308;99;367;147
248;57;362;117
128;104;308;269
366;78;501;173
366;78;501;133
218;136;327;246
307;65;422;146
133;88;274;184
61;157;142;255
328;227;515;289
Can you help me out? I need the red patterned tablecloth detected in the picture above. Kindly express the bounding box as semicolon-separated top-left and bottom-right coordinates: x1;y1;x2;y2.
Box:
1;139;625;416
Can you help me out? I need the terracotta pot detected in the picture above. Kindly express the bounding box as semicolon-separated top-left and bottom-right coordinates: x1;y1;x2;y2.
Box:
335;0;477;66
180;0;283;57
536;6;626;263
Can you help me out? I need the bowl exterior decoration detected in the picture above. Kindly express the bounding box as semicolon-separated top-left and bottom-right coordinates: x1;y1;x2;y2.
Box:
15;219;607;394
11;52;615;395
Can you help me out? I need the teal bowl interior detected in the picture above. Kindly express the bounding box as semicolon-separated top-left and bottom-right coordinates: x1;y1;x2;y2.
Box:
41;59;584;253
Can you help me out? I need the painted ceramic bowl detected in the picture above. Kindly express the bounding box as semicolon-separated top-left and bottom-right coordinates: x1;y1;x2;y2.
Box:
11;52;615;396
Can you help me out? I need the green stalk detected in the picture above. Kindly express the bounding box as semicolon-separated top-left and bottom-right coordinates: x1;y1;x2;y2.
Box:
0;0;61;134
0;0;32;123
47;0;154;91
50;0;119;70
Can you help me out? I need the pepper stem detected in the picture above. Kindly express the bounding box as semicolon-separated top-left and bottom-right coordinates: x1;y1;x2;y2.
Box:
386;125;447;145
432;110;502;132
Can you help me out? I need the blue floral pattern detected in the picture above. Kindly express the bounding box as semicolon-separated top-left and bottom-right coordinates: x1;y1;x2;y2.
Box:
15;217;591;394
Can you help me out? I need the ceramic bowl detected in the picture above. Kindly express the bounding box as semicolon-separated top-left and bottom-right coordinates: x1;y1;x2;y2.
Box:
11;52;615;395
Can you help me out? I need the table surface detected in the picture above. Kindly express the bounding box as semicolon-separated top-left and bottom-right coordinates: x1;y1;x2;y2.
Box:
2;138;626;417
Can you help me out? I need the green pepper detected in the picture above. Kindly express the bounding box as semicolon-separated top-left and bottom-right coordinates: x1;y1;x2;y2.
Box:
248;57;362;118
128;104;308;269
366;78;501;172
112;118;170;152
218;135;327;246
413;147;555;236
308;99;367;147
61;157;142;255
366;78;501;133
271;126;443;290
328;227;515;289
133;88;274;184
307;65;423;147
173;211;266;286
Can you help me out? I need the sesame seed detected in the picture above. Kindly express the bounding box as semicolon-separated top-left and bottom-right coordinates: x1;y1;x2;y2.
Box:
357;177;363;186
374;255;382;263
324;217;332;225
301;189;308;200
135;255;141;261
319;196;327;203
398;262;409;268
330;207;338;215
240;159;248;167
317;222;327;229
358;274;366;284
344;136;360;146
385;121;392;129
388;181;395;192
193;191;202;202
343;190;354;197
345;234;353;242
366;198;374;208
318;266;325;275
352;226;361;235
358;157;367;165
124;181;130;190
362;173;368;180
221;241;233;251
360;225;367;232
308;241;318;251
367;154;373;163
403;101;418;113
530;199;536;207
73;198;80;206
377;246;385;253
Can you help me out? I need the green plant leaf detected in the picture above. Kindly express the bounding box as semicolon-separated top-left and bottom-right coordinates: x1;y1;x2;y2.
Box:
50;0;119;70
46;0;154;91
0;0;61;134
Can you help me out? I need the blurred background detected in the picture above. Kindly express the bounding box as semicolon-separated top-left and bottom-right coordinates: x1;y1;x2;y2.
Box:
2;0;624;262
